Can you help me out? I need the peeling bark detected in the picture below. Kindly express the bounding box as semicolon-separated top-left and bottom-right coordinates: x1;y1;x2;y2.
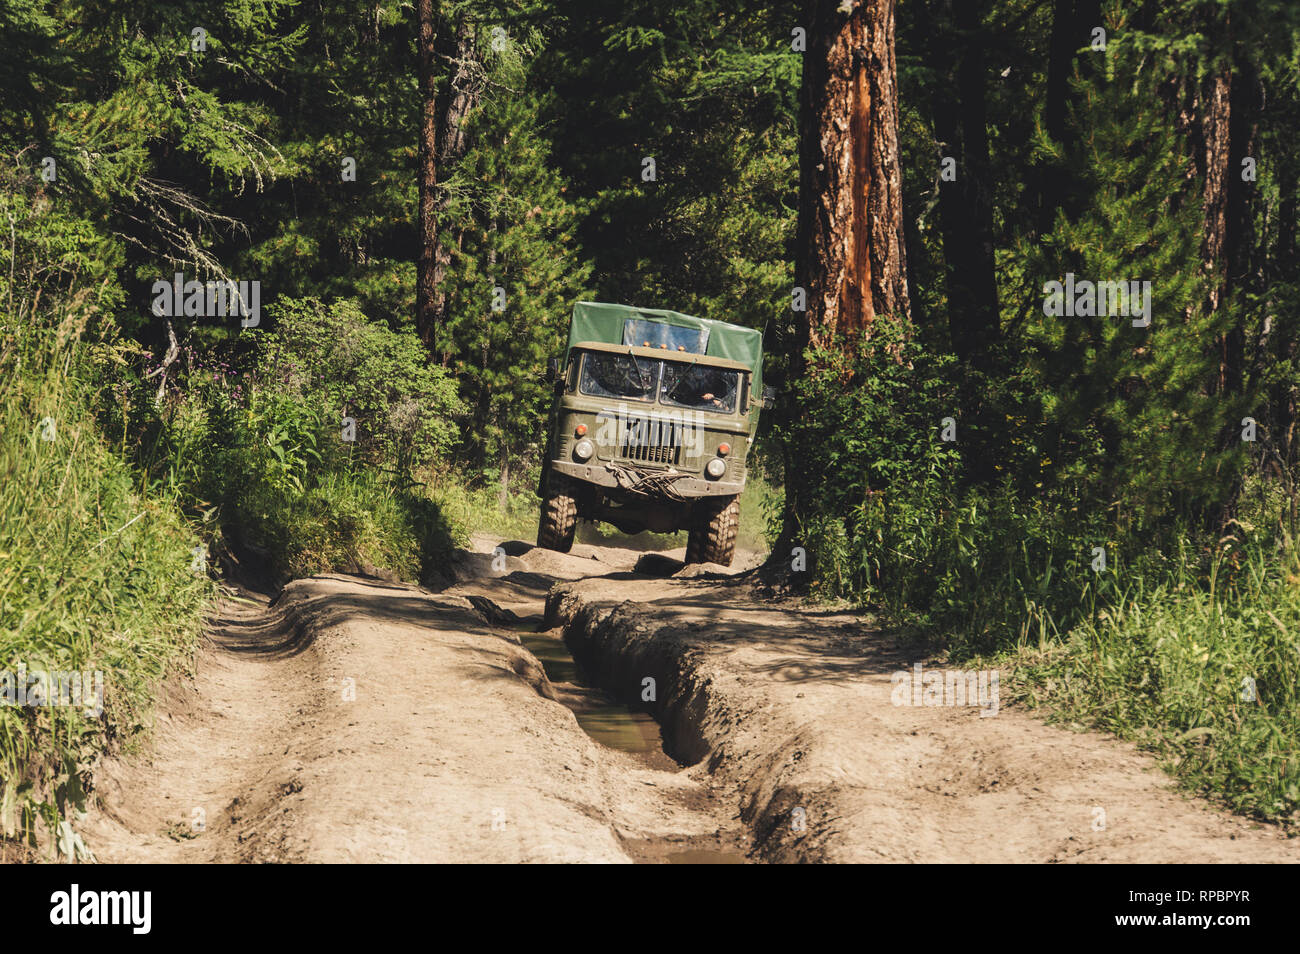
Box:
795;0;910;357
1201;71;1232;318
1199;54;1259;398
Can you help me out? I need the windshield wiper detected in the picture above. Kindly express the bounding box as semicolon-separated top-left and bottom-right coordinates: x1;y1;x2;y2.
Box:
626;347;656;395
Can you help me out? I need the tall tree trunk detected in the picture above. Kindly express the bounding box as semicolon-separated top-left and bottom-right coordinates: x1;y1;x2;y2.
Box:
1199;56;1258;398
1272;163;1297;475
1191;15;1260;526
415;0;439;351
1043;0;1074;146
796;0;910;352
929;0;1000;485
781;0;910;548
929;0;999;369
1200;71;1232;326
415;8;479;362
429;16;481;364
1223;57;1259;397
1038;0;1102;233
1193;67;1236;530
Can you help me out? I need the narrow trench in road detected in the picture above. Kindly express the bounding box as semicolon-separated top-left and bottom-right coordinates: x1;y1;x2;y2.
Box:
512;622;747;864
517;628;666;762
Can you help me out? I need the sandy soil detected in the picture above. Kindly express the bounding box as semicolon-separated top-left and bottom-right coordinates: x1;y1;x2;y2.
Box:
80;534;1299;863
82;548;742;863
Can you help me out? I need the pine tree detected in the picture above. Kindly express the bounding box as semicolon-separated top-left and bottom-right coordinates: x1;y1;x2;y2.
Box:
1019;32;1242;528
437;33;590;500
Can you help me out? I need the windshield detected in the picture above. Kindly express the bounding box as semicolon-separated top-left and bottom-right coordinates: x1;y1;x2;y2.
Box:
579;352;657;402
659;362;740;413
578;351;742;413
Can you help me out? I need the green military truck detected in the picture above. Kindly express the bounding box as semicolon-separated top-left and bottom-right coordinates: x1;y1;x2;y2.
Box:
536;302;771;566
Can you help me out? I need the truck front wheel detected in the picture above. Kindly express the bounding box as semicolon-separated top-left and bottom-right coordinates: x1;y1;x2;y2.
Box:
537;473;579;553
686;495;739;566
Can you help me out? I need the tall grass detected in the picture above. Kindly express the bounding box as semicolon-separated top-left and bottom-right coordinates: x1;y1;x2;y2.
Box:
795;430;1299;824
1010;537;1300;824
801;467;1123;651
0;346;210;857
273;470;465;582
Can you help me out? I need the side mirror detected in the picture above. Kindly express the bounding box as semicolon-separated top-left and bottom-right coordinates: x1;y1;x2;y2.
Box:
546;355;562;384
761;385;776;410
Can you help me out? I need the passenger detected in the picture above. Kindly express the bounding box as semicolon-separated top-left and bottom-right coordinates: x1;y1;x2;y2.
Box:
680;368;731;409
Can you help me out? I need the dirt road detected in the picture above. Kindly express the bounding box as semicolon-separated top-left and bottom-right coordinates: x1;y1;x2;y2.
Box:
82;536;1300;863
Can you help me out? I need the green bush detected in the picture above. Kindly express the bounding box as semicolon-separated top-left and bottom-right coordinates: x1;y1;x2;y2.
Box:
270;472;464;582
780;328;1193;652
139;297;466;584
255;298;462;478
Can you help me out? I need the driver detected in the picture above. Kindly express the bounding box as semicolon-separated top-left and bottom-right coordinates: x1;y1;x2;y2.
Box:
686;368;730;408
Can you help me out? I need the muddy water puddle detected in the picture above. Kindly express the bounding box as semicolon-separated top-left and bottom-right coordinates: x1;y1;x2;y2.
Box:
515;624;750;864
518;630;671;766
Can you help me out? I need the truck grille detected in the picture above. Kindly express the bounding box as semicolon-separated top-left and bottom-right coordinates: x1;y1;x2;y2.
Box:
620;415;682;465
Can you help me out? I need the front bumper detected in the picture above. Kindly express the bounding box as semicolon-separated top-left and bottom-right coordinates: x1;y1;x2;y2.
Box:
550;459;743;498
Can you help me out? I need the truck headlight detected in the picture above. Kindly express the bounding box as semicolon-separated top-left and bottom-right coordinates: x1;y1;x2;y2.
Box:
705;457;727;478
573;439;594;461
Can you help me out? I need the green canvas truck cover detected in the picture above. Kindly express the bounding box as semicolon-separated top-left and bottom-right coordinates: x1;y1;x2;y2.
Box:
566;301;763;391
